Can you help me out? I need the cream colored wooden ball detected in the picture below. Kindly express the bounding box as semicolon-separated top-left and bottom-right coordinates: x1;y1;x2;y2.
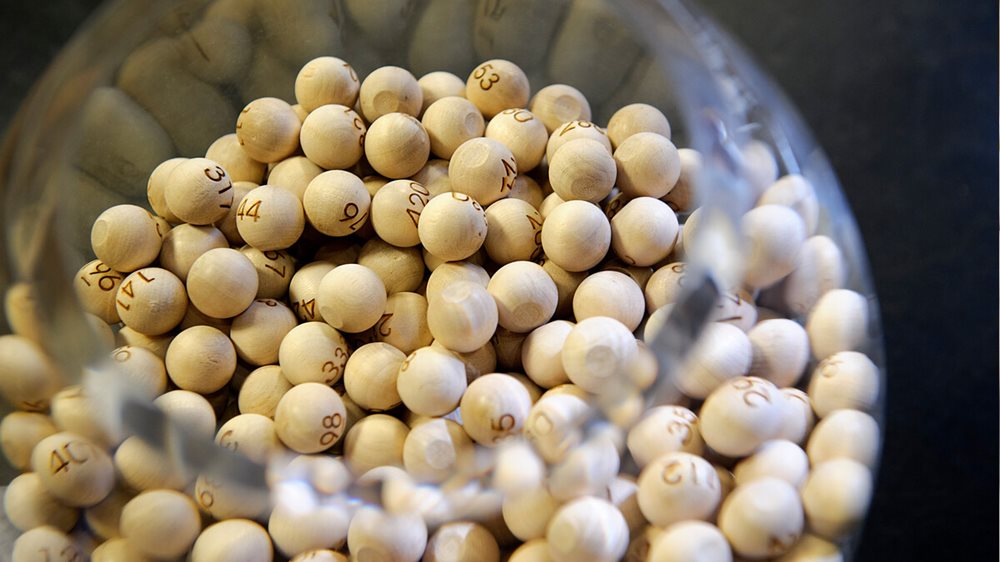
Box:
747;318;810;388
278;321;350;386
636;451;720;527
235;184;305;251
236;97;302;163
418;71;466;113
147;157;186;222
0;412;57;470
545;120;612;163
215;180;256;245
289;261;335;322
31;432;114;507
572;271;645;332
509;539;553;562
647;521;731;562
165;157;236;225
427;280;498;353
237;365;292;418
539;192;565;219
153;390;217;437
300;104;367;170
4;472;79;532
302;170;370;237
801;459;873;540
733;439;810;489
541;200;611;272
342;414;410;475
191;519;274;562
448;137;517;206
365;112;431;179
317;264;387;333
370;179;430;247
165;325;236;393
290;550;347;562
48;385;111;448
425;521;500;562
547;429;620;501
525;390;591;464
296;56;360;112
460;373;533;446
268;156;323;201
120;489;201;560
663;148;701;213
113;435;188;491
781;235;847;316
509;174;546;209
540;259;586;318
238;246;294;299
0;334;62;412
158;224;228;282
419;191;489;262
610;196;679;267
215;412;282;463
360;65;422;121
485;108;549;172
674;322;752;399
402;417;473;484
807;409;879;468
503;486;562;542
115;267;188;336
12;527;85;562
606;103;671;149
375;292;432;354
742;204;807;289
230;298;297;366
549;138;616;203
529;84;591;134
425;260;490;301
206;133;266;184
546;496;629;562
347;506;427;562
74;259;124;324
775;388;815;445
344;342;406;411
626;405;704;469
91;204;163;272
759;174;820;235
357;238;425;294
808;351;880;417
274;382;347;453
560;316;637;395
489;261;558;333
268;496;350;558
806;289;869;360
772;533;843;562
699;376;784;458
466;59;530;118
186;248;258;318
718;477;804;559
613;132;680;199
194;468;270;522
422;96;485;159
396;345;468;416
521;320;574;389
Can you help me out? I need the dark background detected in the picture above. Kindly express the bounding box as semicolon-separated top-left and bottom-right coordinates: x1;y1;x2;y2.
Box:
0;0;996;560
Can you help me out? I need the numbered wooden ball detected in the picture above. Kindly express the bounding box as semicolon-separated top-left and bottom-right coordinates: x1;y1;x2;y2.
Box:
781;235;847;316
237;365;292;419
31;432;114;507
73;259;124;324
375;292;432;354
606;103;672;149
302;170;371;237
747;318;810;388
206;133;266;184
663;147;700;212
545;120;612;163
371;180;431;247
165;325;236;394
466;59;530;118
485;108;548;172
109;345;167;399
419;192;489;262
115;267;187;336
300;104;366;170
278;322;350;386
158;224;229;282
230;298;298;366
215;180;256;245
626;405;704;469
448;137;517;206
12;527;85;562
541;200;611;272
235;184;305;251
296;56;360;112
91;204;163;272
396;345;468;417
240;246;295;299
521;320;574;389
0;412;58;470
365;112;430;179
759;174;820;236
274;382;348;453
460;373;533;446
807;351;880;417
186;248;258;318
636;451;721;527
317;264;387;333
488;261;558;333
165;157;235;225
267;156;323;201
147;157;186;222
236;97;302;163
699;376;784;458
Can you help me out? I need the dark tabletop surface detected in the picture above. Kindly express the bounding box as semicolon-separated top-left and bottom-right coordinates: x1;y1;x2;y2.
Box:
0;1;996;560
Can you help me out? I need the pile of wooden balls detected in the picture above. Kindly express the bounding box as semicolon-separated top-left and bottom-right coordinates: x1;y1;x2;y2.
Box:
0;54;881;562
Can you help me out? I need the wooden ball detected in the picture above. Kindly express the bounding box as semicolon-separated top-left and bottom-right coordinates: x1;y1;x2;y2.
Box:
347;506;427;562
503;485;562;542
546;496;629;562
448;137;517;206
466;59;530;118
522;320;574;389
192;519;274;562
153;390;216;436
120;489;201;560
626;406;704;469
801;459;873;540
268;156;323;201
775;388;815;445
539;192;565;219
647;521;731;562
187;248;258;318
115;267;188;335
343;414;409;475
147;157;186;222
365;112;431;178
460;373;533;446
236;97;301;163
402;417;474;484
636;451;720;526
525;390;591;464
508;175;545;210
561;316;637;395
12;527;85;562
4;472;79;532
74;259;124;324
291;551;347;562
215;413;282;463
360;65;422;121
419;192;489;262
410;158;452;196
807;409;879;468
268;496;350;558
91;204;163;272
31;432;114;507
422;96;485;159
296;56;360;112
674;322;752;399
49;386;112;447
610;197;679;267
317;264;387;333
699;376;784;457
300;104;366;170
747;318;810;387
529;84;592;134
806;289;869;360
397;345;468;416
274;383;347;453
239;246;295;299
718;477;804;559
760;174;820;235
159;224;229;283
289;261;335;322
418;71;466;113
164;157;235;225
489;261;558;333
194;467;270;521
236;184;305;251
375;292;432;354
606;103;671;149
109;345;167;399
0;335;62;412
780;235;847;316
278;322;350;386
485;108;549;172
215;180;256;245
771;534;843;562
541;200;610;272
238;365;292;418
165;325;236;393
427;280;498;353
572;271;645;332
734;439;810;489
230;299;297;366
302;170;371;237
425;261;490;303
545;120;612;163
549;138;616;203
206;133;266;184
662;148;700;213
114;435;188;491
344;342;406;411
371;180;430;247
541;259;587;318
808;351;880;417
613;132;680;199
742;204;807;289
547;429;620;501
425;521;500;562
0;412;57;470
509;539;553;562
